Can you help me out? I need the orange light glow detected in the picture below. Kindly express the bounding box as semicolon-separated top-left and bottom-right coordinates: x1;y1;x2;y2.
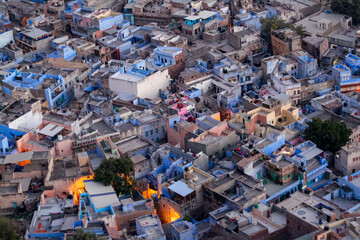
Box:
126;175;134;186
17;160;31;166
142;188;158;199
159;204;181;223
68;175;94;205
169;209;181;222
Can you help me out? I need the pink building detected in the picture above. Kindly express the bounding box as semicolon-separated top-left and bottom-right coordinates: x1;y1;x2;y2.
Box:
170;102;195;122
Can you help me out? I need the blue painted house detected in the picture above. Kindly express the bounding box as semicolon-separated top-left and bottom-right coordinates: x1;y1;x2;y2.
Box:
0;125;25;156
333;54;360;93
2;71;71;109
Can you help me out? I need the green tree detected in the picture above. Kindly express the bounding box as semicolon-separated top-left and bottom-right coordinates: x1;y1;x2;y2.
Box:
68;229;99;240
0;217;22;240
303;118;352;154
331;0;360;24
260;17;307;46
94;156;136;196
293;25;307;38
260;17;292;43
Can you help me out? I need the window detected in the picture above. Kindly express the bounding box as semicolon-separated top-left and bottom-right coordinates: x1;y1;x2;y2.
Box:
150;130;153;135
145;131;148;137
129;221;136;228
155;128;158;133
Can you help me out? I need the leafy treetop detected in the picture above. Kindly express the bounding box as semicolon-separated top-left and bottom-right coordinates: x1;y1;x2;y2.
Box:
0;217;22;240
94;156;136;196
68;229;99;240
303;118;352;154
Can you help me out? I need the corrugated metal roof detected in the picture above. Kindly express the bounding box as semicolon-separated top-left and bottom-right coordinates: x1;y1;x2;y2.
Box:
301;147;322;161
38;123;64;137
22;27;48;39
168;181;194;197
3;151;33;164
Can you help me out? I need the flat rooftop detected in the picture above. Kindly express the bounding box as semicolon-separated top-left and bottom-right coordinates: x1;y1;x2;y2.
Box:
91;120;117;135
251;215;280;233
209;175;234;189
43;112;75;126
32;151;50;160
277;0;319;9
315;182;340;198
212;208;234;219
295;12;346;37
240;223;266;235
275;159;293;168
332;196;359;211
264;179;298;197
194;132;227;145
190;169;210;184
116;136;151;154
49;160;92;181
173;222;191;232
291;205;319;227
111;72;144;83
0;184;18;195
138;113;160;123
137;215;165;239
256;138;275;150
343;143;360;154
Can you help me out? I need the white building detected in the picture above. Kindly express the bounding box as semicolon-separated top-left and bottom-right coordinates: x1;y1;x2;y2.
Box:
0;30;14;48
109;60;170;99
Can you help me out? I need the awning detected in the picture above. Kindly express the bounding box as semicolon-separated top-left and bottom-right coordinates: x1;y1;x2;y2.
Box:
3;151;33;164
168;181;194;197
10;177;32;192
38;124;64;137
301;147;323;161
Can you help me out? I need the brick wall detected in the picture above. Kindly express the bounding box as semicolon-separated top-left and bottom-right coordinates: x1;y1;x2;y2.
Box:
168;51;185;80
286;211;317;239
